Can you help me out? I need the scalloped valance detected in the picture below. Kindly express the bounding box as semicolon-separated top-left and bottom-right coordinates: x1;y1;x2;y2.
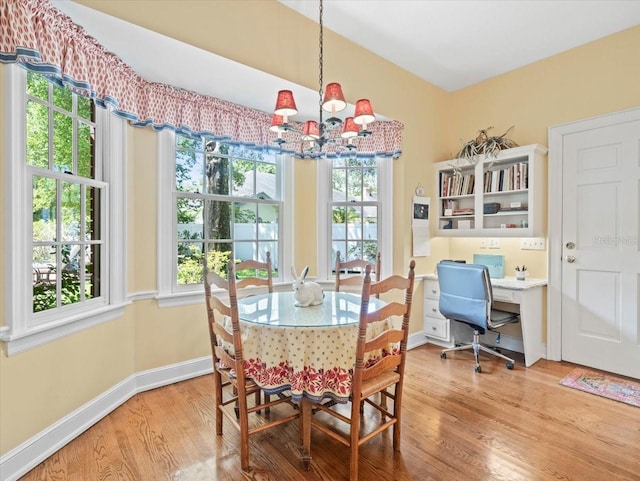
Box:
0;0;403;158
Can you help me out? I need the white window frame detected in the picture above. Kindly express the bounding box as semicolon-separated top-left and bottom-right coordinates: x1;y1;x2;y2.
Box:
156;130;294;307
1;64;128;356
316;155;393;280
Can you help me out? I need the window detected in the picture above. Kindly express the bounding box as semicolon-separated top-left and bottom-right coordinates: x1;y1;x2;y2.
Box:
1;65;127;355
317;154;392;279
157;131;293;306
27;71;103;314
330;157;379;266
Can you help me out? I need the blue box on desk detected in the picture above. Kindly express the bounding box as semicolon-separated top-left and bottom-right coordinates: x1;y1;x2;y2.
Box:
473;254;505;279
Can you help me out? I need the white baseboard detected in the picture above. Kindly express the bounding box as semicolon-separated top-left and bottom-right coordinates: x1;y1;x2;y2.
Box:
407;331;429;350
0;356;213;481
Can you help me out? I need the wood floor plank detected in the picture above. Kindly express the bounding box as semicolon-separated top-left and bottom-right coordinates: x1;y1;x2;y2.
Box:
18;345;640;481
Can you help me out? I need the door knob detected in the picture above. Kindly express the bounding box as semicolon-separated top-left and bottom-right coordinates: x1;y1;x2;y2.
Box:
566;255;576;263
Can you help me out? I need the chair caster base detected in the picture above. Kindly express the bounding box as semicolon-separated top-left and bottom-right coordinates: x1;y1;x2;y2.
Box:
506;361;515;370
440;352;447;359
474;365;482;373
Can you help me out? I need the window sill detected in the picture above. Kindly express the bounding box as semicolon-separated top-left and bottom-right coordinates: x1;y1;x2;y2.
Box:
0;302;130;356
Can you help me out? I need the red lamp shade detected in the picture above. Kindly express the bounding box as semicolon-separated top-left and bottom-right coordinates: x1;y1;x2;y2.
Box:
353;99;375;126
301;120;320;140
274;90;298;118
322;82;347;114
270;114;284;132
341;117;359;138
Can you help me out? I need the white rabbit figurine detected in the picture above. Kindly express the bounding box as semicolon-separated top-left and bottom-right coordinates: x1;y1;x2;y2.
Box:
291;266;325;307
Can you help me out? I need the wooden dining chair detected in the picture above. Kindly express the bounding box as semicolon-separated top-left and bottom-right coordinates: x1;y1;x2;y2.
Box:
334;251;381;292
204;259;299;472
308;260;416;481
234;251;274;294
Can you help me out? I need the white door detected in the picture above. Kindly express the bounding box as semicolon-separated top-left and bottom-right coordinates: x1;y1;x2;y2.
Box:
561;119;640;379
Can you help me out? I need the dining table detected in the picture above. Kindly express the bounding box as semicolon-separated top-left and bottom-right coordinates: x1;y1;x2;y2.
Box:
236;289;389;468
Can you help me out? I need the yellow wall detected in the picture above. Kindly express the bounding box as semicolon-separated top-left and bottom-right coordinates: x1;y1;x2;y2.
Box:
1;0;639;458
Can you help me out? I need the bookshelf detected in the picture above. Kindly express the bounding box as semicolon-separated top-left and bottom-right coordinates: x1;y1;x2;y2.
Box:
435;144;547;237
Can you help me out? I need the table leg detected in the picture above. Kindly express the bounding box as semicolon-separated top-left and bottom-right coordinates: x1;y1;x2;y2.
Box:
301;397;311;470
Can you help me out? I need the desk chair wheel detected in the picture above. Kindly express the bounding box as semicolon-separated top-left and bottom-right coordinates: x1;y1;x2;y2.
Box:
440;352;446;359
506;361;515;370
474;365;482;373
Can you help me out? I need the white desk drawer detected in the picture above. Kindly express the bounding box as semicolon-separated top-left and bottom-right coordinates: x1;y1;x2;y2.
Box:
493;287;518;303
424;280;440;299
424;315;449;341
424;298;445;319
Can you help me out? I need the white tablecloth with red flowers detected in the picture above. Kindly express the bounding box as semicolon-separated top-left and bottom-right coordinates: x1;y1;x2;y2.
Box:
236;291;395;403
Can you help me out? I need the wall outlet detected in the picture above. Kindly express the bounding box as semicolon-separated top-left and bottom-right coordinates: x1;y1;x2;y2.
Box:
480;238;501;249
520;237;546;250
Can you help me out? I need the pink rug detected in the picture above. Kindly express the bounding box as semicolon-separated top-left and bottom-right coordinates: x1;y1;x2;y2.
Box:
559;367;640;407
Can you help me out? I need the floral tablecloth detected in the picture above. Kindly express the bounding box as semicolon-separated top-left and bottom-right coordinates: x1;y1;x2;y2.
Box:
236;291;393;403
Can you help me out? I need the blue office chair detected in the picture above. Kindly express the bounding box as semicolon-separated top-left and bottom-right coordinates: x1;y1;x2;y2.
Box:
437;261;519;373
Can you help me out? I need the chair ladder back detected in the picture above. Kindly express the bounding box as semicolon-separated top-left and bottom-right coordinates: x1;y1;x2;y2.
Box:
335;251;381;292
234;251;273;293
352;261;415;390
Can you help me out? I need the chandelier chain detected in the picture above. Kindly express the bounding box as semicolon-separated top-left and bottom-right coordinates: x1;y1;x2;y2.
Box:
318;0;324;126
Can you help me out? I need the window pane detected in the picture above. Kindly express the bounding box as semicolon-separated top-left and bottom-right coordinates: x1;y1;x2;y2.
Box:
85;186;100;241
364;206;378;240
332;206;347;239
346;241;362;261
235;241;257;263
332;241;346;266
53;111;72;173
77;120;95;178
33;248;57;313
363;168;377;199
260;241;278;275
52;83;73;112
86;244;100;299
177;198;203;239
206;242;232;276
176;150;203;193
26;71;49;100
177;242;204;285
26;100;49;168
177;135;201;150
332;168;346;200
61;181;81;241
77;95;93;121
232;145;260;160
205;200;232;240
347;169;363;201
232;159;255;197
362;241;378;263
258;204;278;240
257;161;277;200
235;203;257;240
205;153;230;195
346;206;362;240
61;244;81;306
33;176;57;241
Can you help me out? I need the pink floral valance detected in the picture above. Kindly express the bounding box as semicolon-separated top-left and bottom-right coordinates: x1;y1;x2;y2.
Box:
0;0;403;158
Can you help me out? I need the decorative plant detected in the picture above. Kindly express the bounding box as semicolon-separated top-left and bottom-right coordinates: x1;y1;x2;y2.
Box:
456;126;518;165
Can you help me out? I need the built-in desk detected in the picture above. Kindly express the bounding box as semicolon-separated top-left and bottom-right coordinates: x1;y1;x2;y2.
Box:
423;274;547;367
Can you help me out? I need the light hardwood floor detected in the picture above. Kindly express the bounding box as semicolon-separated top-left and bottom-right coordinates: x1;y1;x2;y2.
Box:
19;344;640;481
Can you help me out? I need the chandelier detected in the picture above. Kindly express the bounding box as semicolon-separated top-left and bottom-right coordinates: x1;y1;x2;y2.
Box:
270;0;376;154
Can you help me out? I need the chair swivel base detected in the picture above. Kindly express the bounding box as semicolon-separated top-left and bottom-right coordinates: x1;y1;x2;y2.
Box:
440;330;515;373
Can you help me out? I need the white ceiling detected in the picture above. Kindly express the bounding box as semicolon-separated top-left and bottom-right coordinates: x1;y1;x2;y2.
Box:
280;0;640;92
51;1;640;119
